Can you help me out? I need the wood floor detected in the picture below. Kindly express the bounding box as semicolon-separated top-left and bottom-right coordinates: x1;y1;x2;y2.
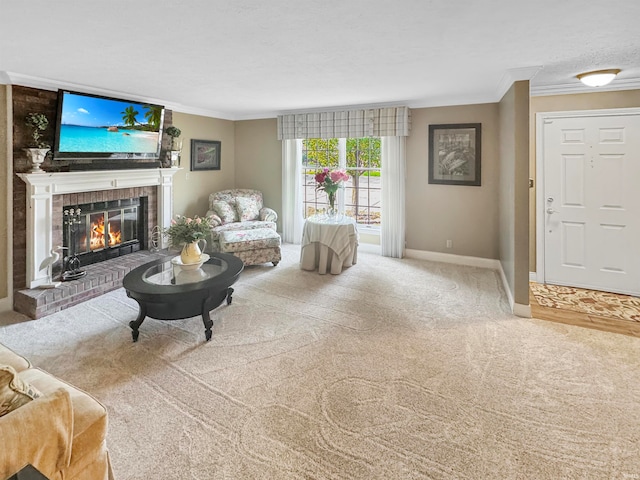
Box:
530;288;640;338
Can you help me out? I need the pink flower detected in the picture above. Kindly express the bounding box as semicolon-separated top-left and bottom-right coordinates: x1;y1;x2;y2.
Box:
186;218;192;224
195;217;202;224
315;172;326;184
330;170;349;183
171;218;177;225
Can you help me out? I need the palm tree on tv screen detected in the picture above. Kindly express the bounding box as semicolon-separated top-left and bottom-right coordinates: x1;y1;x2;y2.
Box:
121;106;139;128
144;105;162;131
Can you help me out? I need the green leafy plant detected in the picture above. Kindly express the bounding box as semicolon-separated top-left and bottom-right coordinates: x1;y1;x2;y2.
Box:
165;126;181;138
163;214;212;246
24;112;50;149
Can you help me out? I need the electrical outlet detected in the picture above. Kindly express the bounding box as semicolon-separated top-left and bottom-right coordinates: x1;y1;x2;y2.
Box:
446;240;453;249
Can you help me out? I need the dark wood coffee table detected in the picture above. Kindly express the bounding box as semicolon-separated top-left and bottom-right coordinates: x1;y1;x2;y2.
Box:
123;252;244;342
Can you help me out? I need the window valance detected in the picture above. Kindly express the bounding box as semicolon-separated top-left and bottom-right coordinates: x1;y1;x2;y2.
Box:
277;106;411;140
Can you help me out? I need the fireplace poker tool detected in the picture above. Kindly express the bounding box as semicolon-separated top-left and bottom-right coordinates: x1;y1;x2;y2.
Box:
62;208;87;281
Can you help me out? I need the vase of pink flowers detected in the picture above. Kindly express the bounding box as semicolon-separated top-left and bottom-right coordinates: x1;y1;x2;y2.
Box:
314;168;350;217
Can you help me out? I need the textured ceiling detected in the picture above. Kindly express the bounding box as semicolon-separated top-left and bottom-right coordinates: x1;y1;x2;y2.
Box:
1;0;639;119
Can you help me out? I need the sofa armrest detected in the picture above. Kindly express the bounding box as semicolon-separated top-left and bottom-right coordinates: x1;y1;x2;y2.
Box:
205;211;222;227
260;207;278;222
0;345;31;373
0;388;73;479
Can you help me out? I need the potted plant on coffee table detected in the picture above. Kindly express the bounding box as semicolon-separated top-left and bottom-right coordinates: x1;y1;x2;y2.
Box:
24;112;50;173
164;214;212;265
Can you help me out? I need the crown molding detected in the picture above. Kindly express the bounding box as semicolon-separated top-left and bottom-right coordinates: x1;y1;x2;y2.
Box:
5;68;639;122
496;66;543;100
530;77;640;96
162;102;235;121
1;71;237;121
407;93;497;110
407;66;544;110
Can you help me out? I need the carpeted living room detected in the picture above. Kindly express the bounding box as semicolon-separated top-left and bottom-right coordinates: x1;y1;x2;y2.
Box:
2;244;639;479
2;1;640;479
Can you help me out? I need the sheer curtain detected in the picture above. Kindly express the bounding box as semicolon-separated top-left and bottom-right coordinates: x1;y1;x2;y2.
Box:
281;139;304;244
278;107;410;249
381;136;406;258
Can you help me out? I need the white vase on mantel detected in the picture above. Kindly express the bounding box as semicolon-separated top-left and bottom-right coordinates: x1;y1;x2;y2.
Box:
24;148;49;173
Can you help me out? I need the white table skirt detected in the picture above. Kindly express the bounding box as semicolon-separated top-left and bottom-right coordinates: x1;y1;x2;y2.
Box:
300;215;359;274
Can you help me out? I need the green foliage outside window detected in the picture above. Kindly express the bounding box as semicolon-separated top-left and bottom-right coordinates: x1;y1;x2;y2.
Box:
302;137;382;225
302;138;339;168
303;138;381;173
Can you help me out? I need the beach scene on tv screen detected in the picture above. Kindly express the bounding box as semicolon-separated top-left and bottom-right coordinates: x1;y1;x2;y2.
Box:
58;93;161;153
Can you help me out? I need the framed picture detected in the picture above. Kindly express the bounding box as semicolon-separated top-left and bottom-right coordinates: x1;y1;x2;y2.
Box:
190;139;221;171
428;123;481;186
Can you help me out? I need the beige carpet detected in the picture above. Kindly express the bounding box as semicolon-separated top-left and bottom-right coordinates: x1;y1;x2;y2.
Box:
2;244;640;479
530;282;640;322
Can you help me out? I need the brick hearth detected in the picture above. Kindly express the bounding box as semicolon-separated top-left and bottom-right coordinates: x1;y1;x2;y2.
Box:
14;250;167;319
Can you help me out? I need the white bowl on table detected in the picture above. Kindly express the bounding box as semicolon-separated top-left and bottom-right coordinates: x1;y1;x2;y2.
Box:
170;253;210;271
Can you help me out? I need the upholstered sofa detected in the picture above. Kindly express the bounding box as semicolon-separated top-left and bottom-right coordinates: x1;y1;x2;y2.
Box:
206;189;282;266
0;343;113;480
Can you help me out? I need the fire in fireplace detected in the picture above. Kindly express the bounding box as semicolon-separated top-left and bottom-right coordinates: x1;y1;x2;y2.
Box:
63;197;148;268
90;212;123;250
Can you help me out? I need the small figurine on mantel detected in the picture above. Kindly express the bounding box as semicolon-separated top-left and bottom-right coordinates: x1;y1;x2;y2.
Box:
38;246;63;289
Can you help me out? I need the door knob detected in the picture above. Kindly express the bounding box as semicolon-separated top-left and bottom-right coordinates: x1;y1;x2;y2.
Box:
546;208;558;214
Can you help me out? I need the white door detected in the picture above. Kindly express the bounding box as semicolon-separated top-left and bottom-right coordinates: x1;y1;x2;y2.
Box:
543;113;640;296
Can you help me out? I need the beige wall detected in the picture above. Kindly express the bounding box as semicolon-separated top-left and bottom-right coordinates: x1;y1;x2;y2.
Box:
499;81;530;306
0;85;9;312
236;112;504;254
529;89;640;270
406;104;500;258
234;119;282;231
171;112;236;218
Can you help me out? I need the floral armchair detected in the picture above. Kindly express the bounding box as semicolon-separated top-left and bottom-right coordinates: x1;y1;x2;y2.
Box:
205;189;278;252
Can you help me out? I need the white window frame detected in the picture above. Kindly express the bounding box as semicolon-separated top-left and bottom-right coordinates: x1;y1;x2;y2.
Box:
301;137;381;230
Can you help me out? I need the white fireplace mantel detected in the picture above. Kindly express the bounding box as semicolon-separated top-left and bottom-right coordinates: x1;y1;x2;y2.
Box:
18;168;180;288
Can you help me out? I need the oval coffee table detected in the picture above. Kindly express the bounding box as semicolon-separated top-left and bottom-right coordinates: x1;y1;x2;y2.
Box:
123;252;244;342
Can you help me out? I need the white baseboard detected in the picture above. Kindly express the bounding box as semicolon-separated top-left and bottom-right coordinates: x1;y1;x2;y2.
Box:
405;249;530;318
497;262;531;318
405;249;501;270
529;271;537;282
0;296;12;314
513;302;532;318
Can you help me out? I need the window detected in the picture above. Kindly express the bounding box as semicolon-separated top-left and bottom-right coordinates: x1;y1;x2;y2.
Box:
301;137;381;226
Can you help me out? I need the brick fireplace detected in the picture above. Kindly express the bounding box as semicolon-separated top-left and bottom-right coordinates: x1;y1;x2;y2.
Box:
15;169;178;318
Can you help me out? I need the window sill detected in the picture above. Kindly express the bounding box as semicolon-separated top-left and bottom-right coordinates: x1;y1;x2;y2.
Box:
356;224;380;235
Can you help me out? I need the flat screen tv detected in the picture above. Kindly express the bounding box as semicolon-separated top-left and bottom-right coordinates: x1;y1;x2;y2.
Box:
53;89;165;162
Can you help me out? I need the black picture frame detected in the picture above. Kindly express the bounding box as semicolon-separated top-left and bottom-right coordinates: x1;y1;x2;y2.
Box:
428;123;481;186
190;139;221;171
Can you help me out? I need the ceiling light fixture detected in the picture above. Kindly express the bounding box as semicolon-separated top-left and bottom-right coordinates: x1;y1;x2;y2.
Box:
576;69;621;87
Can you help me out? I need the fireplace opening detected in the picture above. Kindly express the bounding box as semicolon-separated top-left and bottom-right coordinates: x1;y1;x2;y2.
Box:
63;197;148;268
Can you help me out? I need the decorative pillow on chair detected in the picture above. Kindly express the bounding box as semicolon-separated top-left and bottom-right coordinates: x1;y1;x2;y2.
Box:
0;365;41;417
234;197;261;222
211;201;238;224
